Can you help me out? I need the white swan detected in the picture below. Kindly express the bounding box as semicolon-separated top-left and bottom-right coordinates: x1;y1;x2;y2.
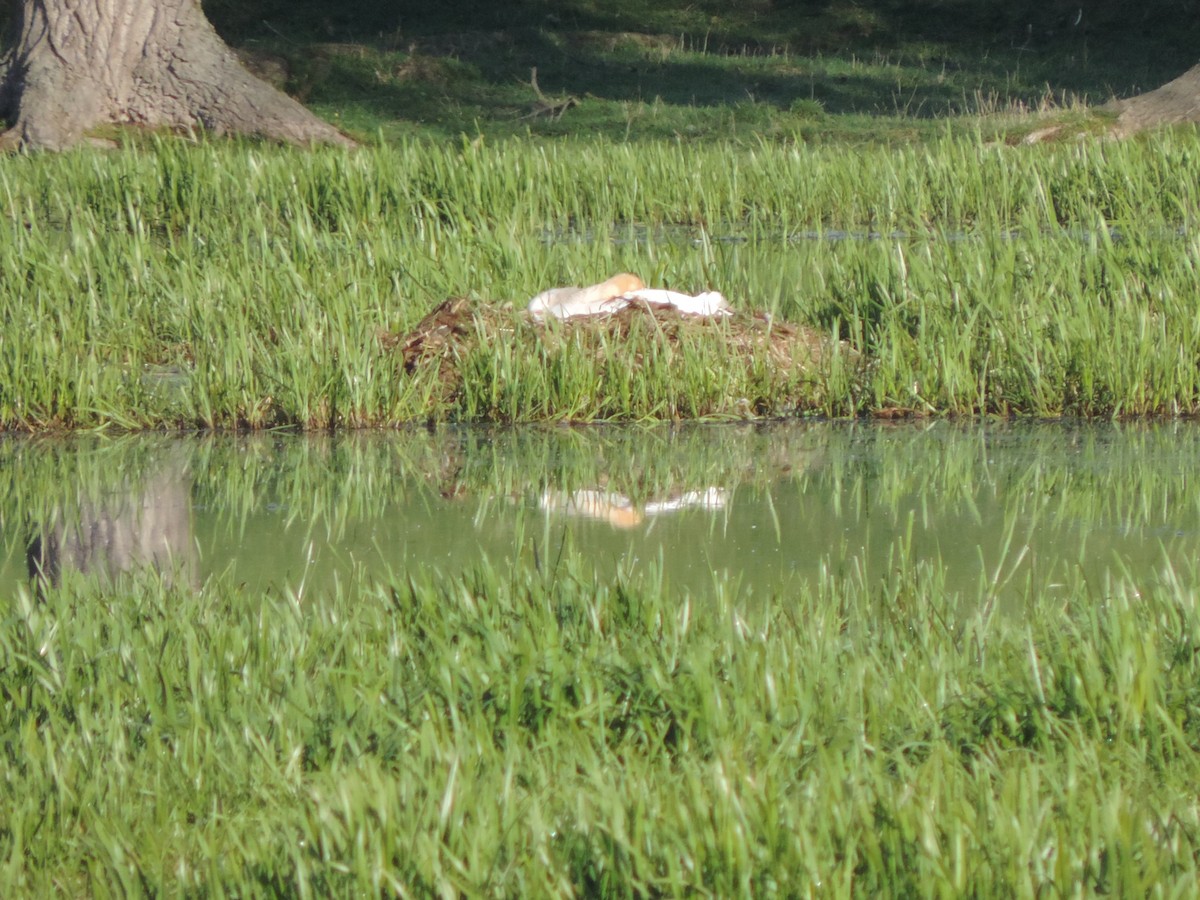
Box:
528;273;645;321
624;289;731;317
528;273;732;321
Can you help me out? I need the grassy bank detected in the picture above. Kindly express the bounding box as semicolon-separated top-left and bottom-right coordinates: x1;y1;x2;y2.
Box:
3;133;1200;428
198;0;1197;144
4;551;1200;895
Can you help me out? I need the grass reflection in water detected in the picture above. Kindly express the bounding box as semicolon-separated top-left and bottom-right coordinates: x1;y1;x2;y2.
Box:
2;421;1198;604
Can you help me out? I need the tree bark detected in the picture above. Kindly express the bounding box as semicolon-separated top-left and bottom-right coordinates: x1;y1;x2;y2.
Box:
0;0;354;150
1107;64;1200;136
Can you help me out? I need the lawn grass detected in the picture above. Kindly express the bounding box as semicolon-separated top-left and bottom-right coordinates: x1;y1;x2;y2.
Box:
201;0;1198;145
4;548;1200;895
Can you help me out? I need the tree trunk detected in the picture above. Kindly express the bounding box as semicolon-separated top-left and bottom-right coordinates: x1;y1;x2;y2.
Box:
1107;65;1200;136
0;0;354;150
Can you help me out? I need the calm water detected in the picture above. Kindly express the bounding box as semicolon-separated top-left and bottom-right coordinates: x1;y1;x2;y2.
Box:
2;422;1198;603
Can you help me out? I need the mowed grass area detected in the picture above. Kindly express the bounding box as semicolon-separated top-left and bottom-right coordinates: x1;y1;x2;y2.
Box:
3;132;1200;428
5;552;1200;895
202;0;1197;144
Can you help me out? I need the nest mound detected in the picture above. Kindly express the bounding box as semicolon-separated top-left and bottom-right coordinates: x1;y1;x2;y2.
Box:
382;298;840;411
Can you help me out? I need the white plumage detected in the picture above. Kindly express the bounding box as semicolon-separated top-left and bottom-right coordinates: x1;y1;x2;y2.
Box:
528;273;732;321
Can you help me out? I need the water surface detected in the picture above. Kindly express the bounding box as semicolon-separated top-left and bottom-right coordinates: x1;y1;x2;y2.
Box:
2;422;1198;604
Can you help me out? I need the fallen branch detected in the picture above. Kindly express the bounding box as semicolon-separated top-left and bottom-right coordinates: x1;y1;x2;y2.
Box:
521;67;579;120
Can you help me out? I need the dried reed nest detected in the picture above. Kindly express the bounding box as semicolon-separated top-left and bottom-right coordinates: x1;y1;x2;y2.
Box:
381;297;842;412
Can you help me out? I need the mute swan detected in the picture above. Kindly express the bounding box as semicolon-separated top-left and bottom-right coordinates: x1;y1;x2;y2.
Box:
528;273;646;321
624;289;731;317
528;273;733;321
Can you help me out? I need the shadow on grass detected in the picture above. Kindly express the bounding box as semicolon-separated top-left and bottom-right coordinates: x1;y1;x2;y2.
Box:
200;0;1200;139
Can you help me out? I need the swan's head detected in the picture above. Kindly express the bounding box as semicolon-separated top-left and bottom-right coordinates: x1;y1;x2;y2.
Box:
595;272;645;298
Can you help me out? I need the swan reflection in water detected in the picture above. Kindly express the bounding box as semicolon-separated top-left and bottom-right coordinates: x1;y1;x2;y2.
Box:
27;458;195;590
539;487;727;529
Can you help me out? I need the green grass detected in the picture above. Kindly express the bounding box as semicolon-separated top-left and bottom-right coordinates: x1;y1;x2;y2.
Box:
3;133;1200;428
4;547;1200;895
198;0;1199;145
5;6;1200;895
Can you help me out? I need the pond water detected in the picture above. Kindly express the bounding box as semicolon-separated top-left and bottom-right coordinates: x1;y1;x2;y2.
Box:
2;422;1198;604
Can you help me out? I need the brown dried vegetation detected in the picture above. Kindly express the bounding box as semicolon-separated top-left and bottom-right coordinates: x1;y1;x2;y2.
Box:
383;297;839;415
